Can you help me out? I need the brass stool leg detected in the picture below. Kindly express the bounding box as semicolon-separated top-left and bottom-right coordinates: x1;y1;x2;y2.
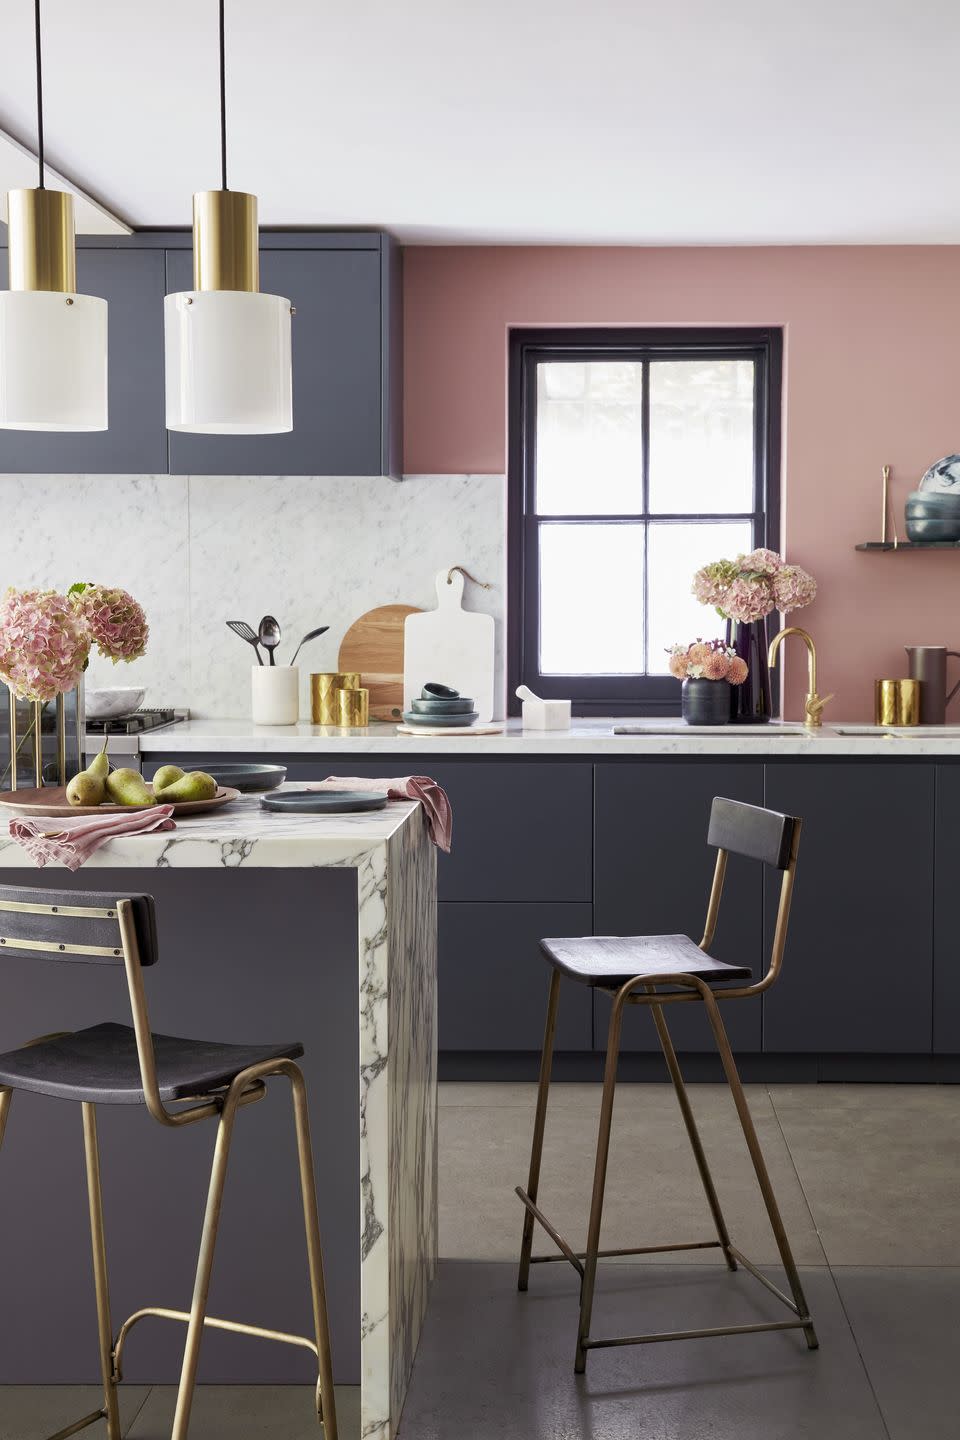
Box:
0;1086;12;1150
288;1065;338;1440
646;987;737;1272
699;987;819;1350
575;995;625;1374
518;969;561;1291
81;1104;122;1440
170;1097;241;1440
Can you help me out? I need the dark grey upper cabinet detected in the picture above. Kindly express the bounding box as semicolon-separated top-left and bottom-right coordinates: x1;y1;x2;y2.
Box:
166;240;399;478
0;248;167;475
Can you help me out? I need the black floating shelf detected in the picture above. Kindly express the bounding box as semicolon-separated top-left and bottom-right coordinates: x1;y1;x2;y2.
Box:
856;540;960;551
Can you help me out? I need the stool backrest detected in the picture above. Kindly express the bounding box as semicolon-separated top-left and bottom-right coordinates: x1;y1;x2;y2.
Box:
0;884;158;966
703;797;801;992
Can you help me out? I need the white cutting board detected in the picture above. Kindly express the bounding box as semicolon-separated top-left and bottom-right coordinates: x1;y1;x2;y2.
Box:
404;569;496;722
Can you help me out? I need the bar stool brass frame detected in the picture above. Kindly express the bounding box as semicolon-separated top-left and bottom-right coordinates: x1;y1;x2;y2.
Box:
516;811;819;1372
0;896;338;1440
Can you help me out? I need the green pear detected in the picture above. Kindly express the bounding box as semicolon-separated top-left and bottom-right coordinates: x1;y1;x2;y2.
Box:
66;770;106;807
153;764;185;793
104;767;157;807
88;735;110;784
153;770;218;803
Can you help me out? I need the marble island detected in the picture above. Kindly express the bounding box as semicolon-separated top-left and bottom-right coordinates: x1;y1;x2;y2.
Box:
0;795;437;1440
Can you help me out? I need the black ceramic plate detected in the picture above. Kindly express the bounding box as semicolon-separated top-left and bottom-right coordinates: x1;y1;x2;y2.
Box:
199;763;287;792
402;710;479;727
260;789;387;814
409;697;476;714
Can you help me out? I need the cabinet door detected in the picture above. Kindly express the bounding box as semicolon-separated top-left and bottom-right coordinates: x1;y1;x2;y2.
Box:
594;762;763;1053
931;766;959;1053
439;902;593;1050
166;248;383;476
0;248;167;475
763;763;934;1053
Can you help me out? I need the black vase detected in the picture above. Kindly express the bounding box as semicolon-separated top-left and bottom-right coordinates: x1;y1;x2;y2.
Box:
681;678;731;726
725;617;773;723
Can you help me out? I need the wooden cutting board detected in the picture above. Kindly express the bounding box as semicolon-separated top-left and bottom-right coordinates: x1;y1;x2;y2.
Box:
338;604;422;721
403;570;496;723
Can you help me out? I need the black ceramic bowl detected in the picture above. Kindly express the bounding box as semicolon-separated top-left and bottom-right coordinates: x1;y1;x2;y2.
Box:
409;696;476;715
402;710;479;728
904;516;960;543
197;762;287;792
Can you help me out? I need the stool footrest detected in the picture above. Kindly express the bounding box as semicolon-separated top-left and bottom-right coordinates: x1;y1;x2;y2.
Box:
531;1239;724;1264
113;1305;319;1384
583;1316;810;1351
45;1411;107;1440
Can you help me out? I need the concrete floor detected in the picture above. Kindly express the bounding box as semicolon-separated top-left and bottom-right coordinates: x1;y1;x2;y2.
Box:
6;1082;960;1438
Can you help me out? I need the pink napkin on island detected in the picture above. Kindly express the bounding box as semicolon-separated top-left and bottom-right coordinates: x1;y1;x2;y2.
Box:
8;805;177;872
315;775;452;852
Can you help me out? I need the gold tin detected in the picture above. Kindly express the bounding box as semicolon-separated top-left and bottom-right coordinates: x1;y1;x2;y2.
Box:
338;687;369;729
310;672;360;726
875;678;921;726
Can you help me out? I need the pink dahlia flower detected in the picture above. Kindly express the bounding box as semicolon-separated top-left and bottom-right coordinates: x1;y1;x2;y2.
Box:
772;565;817;614
702;650;731;680
72;584;149;664
728;656;749;685
686;641;712;666
0;588;90;702
668;651;689;680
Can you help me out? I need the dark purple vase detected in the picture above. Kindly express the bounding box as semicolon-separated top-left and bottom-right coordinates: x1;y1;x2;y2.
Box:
726;617;773;723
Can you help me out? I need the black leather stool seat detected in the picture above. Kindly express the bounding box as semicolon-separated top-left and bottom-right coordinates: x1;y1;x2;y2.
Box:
540;933;752;988
0;1022;304;1105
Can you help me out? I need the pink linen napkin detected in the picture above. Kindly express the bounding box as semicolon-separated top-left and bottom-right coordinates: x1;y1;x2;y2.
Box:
314;775;452;852
8;805;177;872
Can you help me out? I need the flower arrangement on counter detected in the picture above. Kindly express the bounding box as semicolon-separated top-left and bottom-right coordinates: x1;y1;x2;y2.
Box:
692;547;817;623
667;639;749;684
0;583;148;702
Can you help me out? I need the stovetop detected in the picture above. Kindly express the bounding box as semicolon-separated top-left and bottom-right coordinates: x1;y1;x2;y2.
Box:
85;708;183;736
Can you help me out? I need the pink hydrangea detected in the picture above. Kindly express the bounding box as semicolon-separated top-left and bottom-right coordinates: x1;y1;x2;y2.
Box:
772;564;817;614
722;575;775;624
739;548;783;576
0;588;90;702
72;584;149;664
692;559;739;609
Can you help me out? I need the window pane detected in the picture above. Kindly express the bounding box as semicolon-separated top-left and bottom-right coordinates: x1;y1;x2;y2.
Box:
647;521;754;672
540;523;644;674
535;362;643;515
648;360;755;515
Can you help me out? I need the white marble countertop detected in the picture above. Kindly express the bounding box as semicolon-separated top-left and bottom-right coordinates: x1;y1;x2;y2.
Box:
137;716;960;757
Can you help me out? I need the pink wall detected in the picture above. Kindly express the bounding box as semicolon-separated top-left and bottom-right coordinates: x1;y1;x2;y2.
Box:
403;246;960;720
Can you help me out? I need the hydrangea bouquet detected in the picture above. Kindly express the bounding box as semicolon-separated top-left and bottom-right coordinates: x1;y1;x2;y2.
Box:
0;583;148;702
692;548;816;623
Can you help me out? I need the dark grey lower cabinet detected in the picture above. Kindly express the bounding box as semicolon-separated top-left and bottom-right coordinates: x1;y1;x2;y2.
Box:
932;766;959;1054
763;763;934;1053
594;762;763;1053
438;903;593;1050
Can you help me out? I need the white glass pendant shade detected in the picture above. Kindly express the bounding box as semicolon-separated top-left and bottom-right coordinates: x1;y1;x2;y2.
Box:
164;289;292;434
0;289;107;431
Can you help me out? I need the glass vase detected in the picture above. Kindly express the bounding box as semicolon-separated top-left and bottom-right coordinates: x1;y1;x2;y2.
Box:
725;617;773;723
1;680;85;791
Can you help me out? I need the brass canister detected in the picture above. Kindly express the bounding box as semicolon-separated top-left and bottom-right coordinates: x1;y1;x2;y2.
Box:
337;687;369;728
875;678;921;726
310;672;360;725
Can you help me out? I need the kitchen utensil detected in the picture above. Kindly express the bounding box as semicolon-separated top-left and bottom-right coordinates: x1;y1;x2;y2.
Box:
875;678;921;726
338;687;370;727
515;683;571;730
289;625;329;666
258;614;282;665
84;687;146;720
0;784;241;818
310;672;361;725
402;709;479;727
409;696;476;714
226;620;263;664
251;665;299;725
396;722;504;737
196;763;286;792
403;569;495;723
338;604;422;721
260;789;387;815
905;645;960;723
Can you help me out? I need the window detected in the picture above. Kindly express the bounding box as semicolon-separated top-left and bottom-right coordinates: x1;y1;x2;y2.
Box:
507;328;782;714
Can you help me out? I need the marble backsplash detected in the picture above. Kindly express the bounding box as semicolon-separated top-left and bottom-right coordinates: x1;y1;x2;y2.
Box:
0;473;506;719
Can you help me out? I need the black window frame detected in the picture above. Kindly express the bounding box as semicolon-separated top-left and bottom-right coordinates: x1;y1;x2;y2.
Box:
507;326;782;716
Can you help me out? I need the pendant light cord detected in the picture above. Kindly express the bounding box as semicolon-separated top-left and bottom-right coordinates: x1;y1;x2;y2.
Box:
219;0;228;190
34;0;45;187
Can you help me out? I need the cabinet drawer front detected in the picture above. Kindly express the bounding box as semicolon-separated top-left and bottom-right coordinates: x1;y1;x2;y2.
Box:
439;902;593;1051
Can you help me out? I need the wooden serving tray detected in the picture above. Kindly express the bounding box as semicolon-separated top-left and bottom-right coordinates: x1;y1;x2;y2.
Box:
0;785;242;818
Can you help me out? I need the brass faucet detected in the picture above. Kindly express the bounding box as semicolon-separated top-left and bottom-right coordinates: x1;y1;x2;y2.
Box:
767;626;834;728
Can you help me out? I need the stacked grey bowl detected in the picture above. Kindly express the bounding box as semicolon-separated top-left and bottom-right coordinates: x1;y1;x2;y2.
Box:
403;682;478;727
907;455;960;542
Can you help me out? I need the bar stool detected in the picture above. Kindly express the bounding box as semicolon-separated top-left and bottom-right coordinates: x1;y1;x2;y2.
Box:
0;883;337;1440
516;796;818;1373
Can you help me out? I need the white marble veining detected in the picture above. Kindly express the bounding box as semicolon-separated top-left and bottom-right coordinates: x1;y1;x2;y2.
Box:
0;472;505;720
136;716;960;757
0;794;437;1440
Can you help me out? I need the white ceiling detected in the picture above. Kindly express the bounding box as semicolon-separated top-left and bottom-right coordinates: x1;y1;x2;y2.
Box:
0;0;957;244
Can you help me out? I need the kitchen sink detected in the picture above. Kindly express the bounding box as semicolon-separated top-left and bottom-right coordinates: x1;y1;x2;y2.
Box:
613;724;812;737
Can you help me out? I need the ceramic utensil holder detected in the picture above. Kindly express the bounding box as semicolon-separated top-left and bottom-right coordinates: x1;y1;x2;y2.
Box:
521;698;571;729
337;686;369;728
875;678;920;727
252;665;299;725
311;671;360;725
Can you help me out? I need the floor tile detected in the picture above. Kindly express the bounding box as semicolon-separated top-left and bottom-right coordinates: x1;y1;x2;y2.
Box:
768;1084;960;1264
440;1084;824;1265
0;1385;151;1439
126;1384;360;1439
397;1261;885;1439
832;1267;960;1440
